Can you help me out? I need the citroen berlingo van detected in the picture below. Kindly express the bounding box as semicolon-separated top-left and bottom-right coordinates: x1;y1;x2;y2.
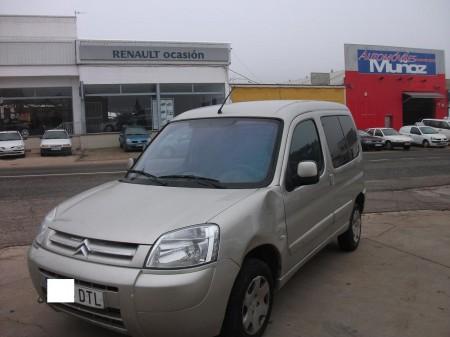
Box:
28;100;365;337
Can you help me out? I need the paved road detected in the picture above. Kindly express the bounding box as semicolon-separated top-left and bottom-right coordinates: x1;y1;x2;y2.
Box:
1;147;449;248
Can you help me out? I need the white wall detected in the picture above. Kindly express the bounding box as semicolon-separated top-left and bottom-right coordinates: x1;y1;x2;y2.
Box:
0;15;76;40
79;65;228;84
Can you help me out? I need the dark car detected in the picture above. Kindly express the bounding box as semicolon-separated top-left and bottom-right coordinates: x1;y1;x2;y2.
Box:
119;126;149;152
358;130;385;150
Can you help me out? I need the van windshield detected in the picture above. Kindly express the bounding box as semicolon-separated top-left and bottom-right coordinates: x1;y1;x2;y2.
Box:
127;117;282;188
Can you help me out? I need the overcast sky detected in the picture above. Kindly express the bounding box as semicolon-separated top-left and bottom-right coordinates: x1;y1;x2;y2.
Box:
1;0;449;83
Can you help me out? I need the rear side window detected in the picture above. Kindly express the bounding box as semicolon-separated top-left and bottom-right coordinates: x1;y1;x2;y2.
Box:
375;129;383;137
320;116;351;168
338;116;359;160
411;127;420;135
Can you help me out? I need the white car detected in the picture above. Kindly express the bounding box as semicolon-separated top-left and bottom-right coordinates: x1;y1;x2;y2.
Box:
399;125;448;147
40;129;72;156
0;131;25;157
421;119;450;141
366;128;413;150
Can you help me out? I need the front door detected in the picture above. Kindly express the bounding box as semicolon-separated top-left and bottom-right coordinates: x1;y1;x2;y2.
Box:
282;114;334;267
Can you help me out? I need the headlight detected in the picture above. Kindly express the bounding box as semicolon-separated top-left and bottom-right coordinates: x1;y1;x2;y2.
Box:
146;224;220;269
35;208;57;246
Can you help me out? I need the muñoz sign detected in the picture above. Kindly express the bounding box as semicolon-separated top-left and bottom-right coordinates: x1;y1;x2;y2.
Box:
357;49;436;75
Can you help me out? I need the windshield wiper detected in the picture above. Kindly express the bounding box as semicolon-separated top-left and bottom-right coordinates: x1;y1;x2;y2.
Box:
158;174;225;188
126;169;166;185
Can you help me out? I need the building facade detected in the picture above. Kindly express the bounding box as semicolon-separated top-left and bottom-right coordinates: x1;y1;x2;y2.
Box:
0;15;229;146
345;44;447;130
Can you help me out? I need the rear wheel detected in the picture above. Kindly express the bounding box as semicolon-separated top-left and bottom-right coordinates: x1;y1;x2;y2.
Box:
423;140;430;148
338;206;362;252
385;141;392;150
221;259;273;337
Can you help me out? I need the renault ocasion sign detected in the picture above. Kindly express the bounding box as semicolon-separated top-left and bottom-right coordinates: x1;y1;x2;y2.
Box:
357;49;436;75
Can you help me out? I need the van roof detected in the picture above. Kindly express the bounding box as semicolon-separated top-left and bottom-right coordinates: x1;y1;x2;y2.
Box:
173;100;348;123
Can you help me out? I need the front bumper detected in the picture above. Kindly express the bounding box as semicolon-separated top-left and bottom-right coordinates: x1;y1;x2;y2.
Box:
28;244;239;337
40;147;71;155
430;140;448;147
0;149;25;157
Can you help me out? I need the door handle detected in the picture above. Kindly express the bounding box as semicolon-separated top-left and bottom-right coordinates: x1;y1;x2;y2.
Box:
329;173;335;186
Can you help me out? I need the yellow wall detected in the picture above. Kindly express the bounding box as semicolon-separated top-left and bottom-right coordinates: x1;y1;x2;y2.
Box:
231;86;346;104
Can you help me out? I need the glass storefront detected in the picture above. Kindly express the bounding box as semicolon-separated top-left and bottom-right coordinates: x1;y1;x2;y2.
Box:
84;83;225;133
0;87;73;137
84;84;155;133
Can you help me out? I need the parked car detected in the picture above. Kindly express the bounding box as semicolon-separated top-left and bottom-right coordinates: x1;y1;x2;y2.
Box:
0;131;25;157
28;101;365;337
366;128;412;150
420;119;450;141
119;126;149;151
358;129;385;150
399;125;448;147
40;129;72;156
0;120;31;138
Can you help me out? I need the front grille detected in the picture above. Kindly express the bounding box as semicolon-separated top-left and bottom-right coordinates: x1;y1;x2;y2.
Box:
46;230;149;267
40;269;126;332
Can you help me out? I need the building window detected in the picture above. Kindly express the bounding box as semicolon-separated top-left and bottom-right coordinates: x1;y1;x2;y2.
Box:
158;83;225;127
85;95;153;133
0;87;73;137
84;83;225;133
84;83;156;133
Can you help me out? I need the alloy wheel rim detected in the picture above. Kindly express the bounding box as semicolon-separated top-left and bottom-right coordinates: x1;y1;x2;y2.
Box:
242;275;270;335
352;210;362;242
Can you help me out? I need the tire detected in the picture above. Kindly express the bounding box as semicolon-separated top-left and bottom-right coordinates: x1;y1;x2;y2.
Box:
385;141;392;150
403;144;410;150
221;259;274;337
338;206;362;252
423;140;430;148
104;125;114;132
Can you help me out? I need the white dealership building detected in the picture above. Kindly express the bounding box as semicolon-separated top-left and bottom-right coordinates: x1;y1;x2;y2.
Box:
0;15;230;148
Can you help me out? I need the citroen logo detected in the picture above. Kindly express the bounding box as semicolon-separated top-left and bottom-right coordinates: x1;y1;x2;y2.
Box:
74;239;91;257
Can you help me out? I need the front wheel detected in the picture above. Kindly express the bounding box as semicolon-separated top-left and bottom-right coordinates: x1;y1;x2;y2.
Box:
338;207;362;252
385;141;392;150
403;144;410;150
423;140;430;148
221;259;274;337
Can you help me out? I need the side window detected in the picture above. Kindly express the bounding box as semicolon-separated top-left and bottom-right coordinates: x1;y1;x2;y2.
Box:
411;127;420;135
375;129;383;137
439;121;450;129
285;119;324;191
321;116;351;168
338;115;359;160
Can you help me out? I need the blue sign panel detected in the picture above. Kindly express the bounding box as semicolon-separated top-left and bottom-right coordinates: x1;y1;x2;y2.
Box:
357;49;436;75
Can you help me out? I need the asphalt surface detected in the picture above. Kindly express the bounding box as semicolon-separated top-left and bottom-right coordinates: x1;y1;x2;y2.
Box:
0;147;449;248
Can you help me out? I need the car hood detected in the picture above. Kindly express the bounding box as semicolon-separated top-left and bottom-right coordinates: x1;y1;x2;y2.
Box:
41;139;71;146
361;135;384;141
0;140;24;148
49;181;257;244
384;135;412;142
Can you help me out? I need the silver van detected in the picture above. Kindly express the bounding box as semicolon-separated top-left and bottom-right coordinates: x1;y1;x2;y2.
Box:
28;100;365;337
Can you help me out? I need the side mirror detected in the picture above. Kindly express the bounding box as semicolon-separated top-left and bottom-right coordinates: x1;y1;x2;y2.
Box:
127;158;135;170
296;161;319;185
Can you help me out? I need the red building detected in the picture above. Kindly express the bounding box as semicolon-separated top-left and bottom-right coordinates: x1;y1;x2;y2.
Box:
344;44;447;130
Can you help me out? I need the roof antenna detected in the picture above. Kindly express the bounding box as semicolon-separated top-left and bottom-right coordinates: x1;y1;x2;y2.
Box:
218;87;233;114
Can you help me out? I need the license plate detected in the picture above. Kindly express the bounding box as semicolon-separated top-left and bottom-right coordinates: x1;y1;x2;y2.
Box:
375;143;383;147
51;146;62;151
75;285;105;309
